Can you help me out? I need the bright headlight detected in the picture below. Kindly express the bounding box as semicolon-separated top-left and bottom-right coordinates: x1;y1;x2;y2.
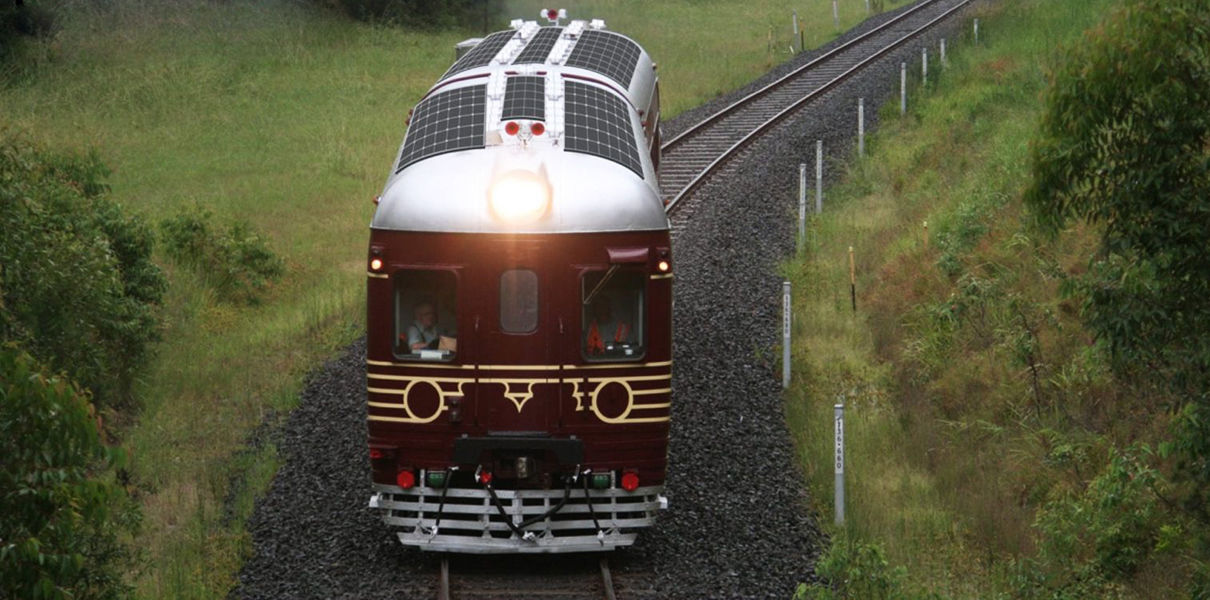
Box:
489;169;551;223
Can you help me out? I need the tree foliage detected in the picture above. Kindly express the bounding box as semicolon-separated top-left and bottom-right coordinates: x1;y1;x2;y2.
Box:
0;131;165;410
1024;0;1210;586
1025;0;1210;384
0;346;136;600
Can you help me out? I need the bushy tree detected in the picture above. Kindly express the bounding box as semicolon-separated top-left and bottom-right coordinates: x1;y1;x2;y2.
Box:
0;132;165;410
0;345;136;600
1024;0;1210;583
1026;0;1210;383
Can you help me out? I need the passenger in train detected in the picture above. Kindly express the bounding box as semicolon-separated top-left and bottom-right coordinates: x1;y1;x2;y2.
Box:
407;300;446;350
585;296;632;355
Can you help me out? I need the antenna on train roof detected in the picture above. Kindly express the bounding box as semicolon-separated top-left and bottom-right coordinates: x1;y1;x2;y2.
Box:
541;8;567;25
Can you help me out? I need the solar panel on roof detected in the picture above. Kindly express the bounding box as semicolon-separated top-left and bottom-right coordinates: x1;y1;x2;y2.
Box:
396;85;486;172
563;81;642;177
442;31;513;79
565;30;640;89
501;76;546;121
513;27;562;65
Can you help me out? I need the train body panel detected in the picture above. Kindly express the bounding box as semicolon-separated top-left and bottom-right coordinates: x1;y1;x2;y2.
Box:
365;15;669;553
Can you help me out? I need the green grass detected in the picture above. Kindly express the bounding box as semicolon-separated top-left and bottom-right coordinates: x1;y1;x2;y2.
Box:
1;0;916;596
782;0;1154;596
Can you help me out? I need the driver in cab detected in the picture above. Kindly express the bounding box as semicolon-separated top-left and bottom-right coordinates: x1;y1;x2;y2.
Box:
585;297;631;355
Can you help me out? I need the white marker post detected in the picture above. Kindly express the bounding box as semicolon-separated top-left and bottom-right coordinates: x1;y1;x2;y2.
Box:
832;0;839;30
798;163;807;249
792;10;799;52
922;46;928;86
974;18;979;45
941;38;947;66
857;98;865;157
782;282;792;389
834;403;845;525
815;140;823;214
900;62;906;115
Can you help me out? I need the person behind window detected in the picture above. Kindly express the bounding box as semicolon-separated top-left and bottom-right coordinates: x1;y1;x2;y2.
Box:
406;300;443;351
585;296;631;355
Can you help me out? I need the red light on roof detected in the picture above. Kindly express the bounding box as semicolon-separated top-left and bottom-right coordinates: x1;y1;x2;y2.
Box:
546;9;559;20
396;469;416;489
620;471;640;492
530;122;545;136
504;121;520;136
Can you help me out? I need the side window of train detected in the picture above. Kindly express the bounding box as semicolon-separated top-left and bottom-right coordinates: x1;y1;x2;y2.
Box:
393;269;458;361
582;268;645;361
500;269;539;333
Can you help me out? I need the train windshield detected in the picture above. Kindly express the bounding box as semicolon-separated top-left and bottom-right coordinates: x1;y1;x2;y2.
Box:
394;269;458;361
582;268;645;361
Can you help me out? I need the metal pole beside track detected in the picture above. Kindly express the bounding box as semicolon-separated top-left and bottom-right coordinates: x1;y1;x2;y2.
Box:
900;62;907;115
835;403;845;525
782;281;792;389
798;163;807;249
858;98;865;157
815;141;823;214
922;46;928;86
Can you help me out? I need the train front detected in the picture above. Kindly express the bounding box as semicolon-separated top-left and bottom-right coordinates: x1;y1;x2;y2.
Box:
364;16;670;553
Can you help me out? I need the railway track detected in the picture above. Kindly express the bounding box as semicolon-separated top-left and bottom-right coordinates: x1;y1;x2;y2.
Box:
415;3;977;598
435;555;657;600
659;0;975;217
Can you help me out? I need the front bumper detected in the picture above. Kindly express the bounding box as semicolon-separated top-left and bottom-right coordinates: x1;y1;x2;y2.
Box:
369;481;667;554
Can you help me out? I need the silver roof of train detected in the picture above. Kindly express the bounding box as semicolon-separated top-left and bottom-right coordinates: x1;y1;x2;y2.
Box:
372;18;666;234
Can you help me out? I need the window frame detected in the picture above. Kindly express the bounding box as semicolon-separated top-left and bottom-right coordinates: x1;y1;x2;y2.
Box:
498;268;540;334
580;267;647;363
391;267;460;362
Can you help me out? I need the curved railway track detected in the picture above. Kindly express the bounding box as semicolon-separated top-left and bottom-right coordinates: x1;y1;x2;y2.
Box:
435;555;660;600
421;2;978;598
660;0;975;215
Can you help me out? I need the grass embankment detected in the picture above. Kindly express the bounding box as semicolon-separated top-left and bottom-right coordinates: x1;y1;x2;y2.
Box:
787;0;1190;596
1;0;909;596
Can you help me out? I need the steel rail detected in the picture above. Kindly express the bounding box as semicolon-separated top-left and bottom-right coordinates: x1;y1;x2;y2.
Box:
660;0;945;154
662;0;974;213
434;556;618;599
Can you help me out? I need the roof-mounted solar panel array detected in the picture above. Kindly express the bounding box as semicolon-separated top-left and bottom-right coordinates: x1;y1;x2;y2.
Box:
442;31;513;79
563;81;642;176
396;85;486;172
513;27;563;65
501;76;546;121
564;30;641;89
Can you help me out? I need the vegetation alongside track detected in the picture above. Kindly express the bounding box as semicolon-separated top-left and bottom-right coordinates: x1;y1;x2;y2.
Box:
787;0;1210;596
1;1;911;596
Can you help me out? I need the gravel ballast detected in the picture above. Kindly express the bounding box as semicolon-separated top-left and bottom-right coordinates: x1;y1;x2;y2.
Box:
232;2;975;597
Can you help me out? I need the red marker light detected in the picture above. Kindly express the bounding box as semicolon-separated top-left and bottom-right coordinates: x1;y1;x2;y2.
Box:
530;122;545;136
620;471;640;492
546;8;559;20
396;470;416;489
504;121;520;136
369;448;384;460
478;470;493;485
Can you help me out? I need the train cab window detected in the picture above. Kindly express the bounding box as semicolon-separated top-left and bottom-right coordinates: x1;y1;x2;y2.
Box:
393;270;458;361
582;268;645;361
500;269;539;333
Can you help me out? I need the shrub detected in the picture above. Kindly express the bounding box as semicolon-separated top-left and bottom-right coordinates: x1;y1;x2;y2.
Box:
328;0;501;29
795;535;922;600
0;131;165;410
159;204;284;305
0;345;137;600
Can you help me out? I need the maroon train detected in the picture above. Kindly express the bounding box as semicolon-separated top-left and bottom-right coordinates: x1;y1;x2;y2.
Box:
364;12;671;553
